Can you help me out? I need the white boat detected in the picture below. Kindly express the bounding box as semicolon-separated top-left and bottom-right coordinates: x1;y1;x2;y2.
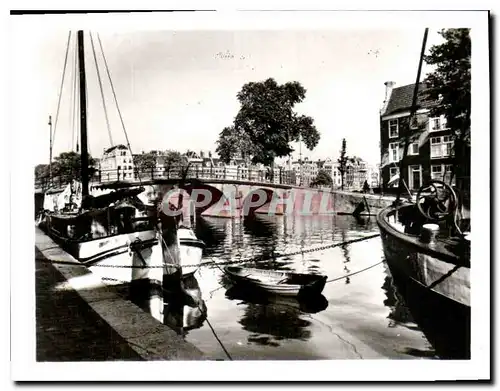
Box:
40;31;166;287
177;226;205;276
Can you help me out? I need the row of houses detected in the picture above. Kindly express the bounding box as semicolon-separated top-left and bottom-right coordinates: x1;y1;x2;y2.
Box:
96;145;379;191
290;157;380;190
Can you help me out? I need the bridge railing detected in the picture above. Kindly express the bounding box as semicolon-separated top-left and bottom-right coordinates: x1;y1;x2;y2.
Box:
97;164;297;185
35;164;299;190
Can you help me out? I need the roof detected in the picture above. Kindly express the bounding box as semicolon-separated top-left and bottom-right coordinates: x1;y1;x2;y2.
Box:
384;83;436;116
104;144;128;154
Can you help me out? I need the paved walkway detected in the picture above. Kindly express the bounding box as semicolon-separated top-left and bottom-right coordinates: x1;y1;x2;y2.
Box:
35;248;143;361
35;227;204;361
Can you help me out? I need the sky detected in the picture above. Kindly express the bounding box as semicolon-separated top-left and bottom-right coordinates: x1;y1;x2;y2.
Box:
29;28;444;167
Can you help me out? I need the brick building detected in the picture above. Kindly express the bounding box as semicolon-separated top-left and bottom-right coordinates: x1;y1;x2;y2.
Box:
379;81;455;191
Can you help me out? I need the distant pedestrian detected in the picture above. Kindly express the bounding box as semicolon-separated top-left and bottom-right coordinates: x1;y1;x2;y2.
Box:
363;180;370;193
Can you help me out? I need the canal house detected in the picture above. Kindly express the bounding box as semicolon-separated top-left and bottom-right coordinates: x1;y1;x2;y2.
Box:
379;81;456;191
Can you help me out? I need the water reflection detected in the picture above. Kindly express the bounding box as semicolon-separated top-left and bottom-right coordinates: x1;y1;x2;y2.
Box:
340;229;351;285
380;264;416;327
162;274;207;336
126;274;207;337
243;215;280;262
194;216;225;257
226;284;328;312
225;285;328;346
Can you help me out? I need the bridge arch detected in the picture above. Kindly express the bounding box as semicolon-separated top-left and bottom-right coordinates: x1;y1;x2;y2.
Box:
242;187;278;216
179;181;228;215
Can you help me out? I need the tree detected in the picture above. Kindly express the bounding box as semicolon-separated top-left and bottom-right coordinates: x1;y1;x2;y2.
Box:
164;150;185;177
35;164;49;180
165;150;183;168
216;126;255;165
34;164;50;188
423;28;471;192
134;151;157;176
310;169;333;188
216;78;320;172
337;138;348;191
52;151;96;183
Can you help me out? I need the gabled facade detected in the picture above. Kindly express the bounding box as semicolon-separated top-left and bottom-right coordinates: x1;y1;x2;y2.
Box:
379;81;455;191
100;144;135;182
322;158;342;188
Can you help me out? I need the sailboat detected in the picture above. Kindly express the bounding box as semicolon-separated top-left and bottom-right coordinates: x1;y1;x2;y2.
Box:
376;29;471;359
41;30;167;287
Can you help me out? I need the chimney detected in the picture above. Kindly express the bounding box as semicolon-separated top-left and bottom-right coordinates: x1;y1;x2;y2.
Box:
380;81;396;116
384;81;396;102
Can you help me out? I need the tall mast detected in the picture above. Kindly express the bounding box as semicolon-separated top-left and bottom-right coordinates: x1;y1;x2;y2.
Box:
77;30;89;197
48;115;53;186
396;28;429;203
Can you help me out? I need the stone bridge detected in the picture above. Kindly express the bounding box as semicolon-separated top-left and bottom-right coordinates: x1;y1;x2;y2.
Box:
91;178;394;218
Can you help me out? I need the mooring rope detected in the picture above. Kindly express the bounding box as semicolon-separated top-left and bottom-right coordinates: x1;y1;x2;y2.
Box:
201;311;233;361
35;233;381;270
325;259;386;283
35;233;380;269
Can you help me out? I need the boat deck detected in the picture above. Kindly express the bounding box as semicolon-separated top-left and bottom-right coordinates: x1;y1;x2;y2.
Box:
379;205;470;267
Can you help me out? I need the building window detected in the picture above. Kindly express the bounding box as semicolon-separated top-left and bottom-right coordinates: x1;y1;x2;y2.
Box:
431;164;442;180
388;119;399;138
429;115;448;132
431;164;455;185
117;165;121;170
408;142;419;155
389;142;399;162
389;167;399;188
430;136;454;158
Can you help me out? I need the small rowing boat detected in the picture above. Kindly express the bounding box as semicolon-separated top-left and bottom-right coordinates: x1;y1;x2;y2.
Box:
224;266;327;297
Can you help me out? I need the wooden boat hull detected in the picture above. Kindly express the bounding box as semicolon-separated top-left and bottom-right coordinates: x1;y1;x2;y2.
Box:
224;266;327;297
377;205;471;359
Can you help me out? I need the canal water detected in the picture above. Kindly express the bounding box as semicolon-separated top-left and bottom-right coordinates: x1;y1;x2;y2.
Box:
130;214;437;360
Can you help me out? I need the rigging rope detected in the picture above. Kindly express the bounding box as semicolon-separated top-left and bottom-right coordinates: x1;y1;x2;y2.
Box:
96;33;143;186
52;31;72;148
89;31;114;147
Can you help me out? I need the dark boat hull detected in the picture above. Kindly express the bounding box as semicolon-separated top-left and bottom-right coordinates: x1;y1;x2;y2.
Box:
386;264;470;359
377;205;470;359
